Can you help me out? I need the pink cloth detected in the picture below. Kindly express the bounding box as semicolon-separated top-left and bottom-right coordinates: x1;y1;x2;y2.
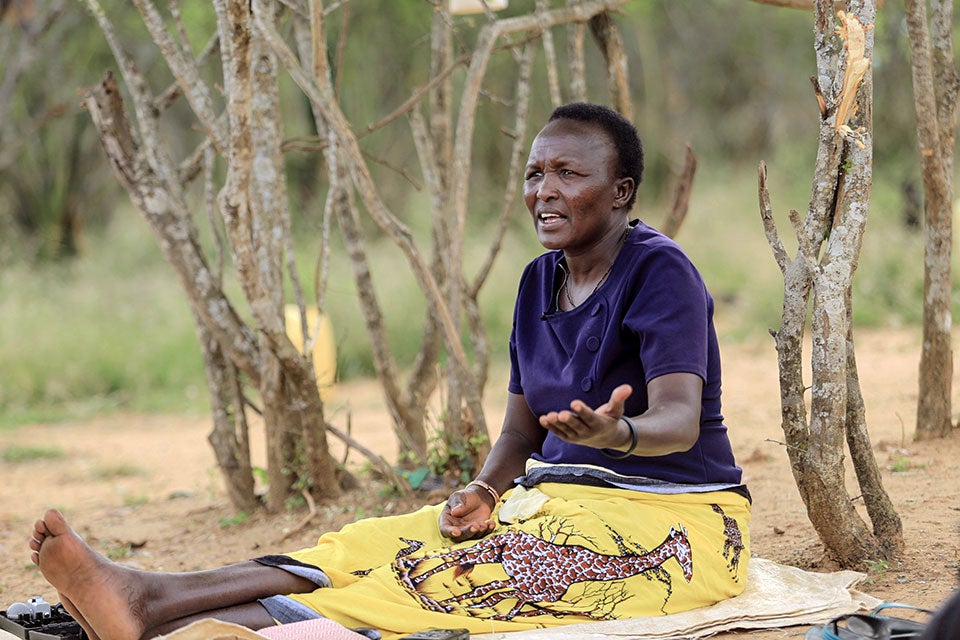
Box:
257;619;368;640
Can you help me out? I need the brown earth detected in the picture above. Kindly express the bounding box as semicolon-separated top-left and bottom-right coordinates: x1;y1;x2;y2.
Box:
1;327;959;639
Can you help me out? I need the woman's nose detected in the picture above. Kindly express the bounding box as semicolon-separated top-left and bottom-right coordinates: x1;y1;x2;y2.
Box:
537;177;557;201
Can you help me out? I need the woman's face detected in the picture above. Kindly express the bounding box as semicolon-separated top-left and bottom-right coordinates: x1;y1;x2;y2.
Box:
523;118;633;253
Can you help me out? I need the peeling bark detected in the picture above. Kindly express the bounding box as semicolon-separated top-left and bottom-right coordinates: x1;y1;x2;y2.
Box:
760;0;902;568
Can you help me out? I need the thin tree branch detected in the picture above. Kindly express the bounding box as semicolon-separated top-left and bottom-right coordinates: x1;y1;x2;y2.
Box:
325;422;412;496
203;144;225;287
133;0;226;153
537;0;562;107
758;161;790;273
659;144;698;240
747;0;871;8
566;0;587;102
469;40;536;298
357;50;473;139
154;34;221;115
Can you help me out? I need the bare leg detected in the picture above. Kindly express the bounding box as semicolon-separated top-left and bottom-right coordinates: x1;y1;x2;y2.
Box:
60;592;271;640
143;603;279;639
30;510;320;640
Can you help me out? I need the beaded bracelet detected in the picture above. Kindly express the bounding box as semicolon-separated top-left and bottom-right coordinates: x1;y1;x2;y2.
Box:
600;416;640;460
467;479;501;505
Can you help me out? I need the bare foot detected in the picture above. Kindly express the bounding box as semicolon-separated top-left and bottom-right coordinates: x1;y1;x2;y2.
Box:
58;593;101;640
29;509;146;640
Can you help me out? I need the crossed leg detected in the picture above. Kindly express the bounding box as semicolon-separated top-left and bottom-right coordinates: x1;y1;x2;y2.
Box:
29;510;319;640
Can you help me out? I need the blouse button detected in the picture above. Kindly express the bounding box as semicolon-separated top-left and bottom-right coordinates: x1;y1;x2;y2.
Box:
580;377;593;392
586;336;600;352
590;303;602;317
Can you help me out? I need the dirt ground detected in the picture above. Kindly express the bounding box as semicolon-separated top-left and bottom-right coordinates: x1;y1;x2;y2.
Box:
1;327;959;639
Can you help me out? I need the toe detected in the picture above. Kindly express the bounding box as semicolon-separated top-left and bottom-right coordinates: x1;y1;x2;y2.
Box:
33;518;50;539
43;509;69;536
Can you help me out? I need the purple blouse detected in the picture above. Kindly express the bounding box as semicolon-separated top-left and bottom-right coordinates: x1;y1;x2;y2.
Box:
508;220;742;486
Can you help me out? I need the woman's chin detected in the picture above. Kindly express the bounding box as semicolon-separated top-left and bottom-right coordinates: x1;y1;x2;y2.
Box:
536;231;565;250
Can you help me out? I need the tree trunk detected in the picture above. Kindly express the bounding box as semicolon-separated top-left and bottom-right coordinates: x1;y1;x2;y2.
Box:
759;0;901;567
82;0;341;509
224;4;341;507
197;316;258;513
905;0;958;440
842;289;903;555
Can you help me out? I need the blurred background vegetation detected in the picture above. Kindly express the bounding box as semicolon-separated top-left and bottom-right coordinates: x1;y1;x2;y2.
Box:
0;0;948;427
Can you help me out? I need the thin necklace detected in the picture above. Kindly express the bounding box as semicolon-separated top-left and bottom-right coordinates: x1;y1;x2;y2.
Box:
562;225;630;309
563;263;614;308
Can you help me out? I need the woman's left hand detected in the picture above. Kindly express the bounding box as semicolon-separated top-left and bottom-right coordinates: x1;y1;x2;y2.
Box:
538;383;634;450
439;487;497;542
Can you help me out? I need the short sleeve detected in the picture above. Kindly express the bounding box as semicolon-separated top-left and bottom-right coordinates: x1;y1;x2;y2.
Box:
623;245;709;383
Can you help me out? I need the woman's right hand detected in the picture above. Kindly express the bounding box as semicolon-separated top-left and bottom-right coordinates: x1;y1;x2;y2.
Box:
438;486;496;542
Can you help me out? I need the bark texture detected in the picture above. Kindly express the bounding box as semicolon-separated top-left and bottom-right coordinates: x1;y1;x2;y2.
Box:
82;0;341;509
759;0;902;568
905;0;959;440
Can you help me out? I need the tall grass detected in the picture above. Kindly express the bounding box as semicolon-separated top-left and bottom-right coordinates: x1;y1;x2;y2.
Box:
0;215;206;427
0;160;954;427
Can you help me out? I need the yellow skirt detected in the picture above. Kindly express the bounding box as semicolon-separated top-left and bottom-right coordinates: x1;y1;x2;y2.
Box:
279;482;750;639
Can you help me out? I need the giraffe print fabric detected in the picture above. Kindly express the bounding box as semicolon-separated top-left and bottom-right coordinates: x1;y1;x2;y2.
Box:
271;482;750;640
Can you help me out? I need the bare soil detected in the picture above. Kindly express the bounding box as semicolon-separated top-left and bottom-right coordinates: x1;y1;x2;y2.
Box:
1;328;958;639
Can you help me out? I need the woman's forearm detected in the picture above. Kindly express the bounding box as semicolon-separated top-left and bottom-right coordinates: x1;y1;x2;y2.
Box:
474;429;542;496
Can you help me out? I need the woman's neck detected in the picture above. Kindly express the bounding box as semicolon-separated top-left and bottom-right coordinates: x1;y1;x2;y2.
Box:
563;221;630;280
559;221;631;310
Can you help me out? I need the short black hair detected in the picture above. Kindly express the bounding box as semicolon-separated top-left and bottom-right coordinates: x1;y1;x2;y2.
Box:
548;102;644;209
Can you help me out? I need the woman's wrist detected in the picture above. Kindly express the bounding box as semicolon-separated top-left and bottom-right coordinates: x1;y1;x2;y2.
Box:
466;479;500;507
600;416;639;460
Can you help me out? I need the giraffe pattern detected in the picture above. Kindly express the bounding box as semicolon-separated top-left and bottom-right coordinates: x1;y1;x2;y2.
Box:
711;503;744;580
393;523;693;621
353;537;424;577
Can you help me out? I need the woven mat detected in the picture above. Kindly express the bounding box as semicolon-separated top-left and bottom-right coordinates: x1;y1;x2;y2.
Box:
470;557;880;639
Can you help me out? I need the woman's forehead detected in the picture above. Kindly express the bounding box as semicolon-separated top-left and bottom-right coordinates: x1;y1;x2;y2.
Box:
528;119;614;163
535;117;609;142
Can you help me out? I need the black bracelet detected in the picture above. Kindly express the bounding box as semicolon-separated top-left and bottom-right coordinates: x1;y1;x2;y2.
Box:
600;416;639;460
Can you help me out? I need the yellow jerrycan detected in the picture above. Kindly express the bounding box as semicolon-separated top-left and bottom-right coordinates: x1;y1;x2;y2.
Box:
284;304;337;403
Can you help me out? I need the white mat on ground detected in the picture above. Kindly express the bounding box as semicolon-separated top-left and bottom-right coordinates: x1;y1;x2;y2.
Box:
471;557;881;639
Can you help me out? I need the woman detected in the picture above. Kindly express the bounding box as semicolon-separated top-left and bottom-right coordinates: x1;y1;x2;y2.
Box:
28;102;750;640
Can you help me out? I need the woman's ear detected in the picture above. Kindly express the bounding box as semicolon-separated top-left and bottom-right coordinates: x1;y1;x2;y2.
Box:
613;177;635;209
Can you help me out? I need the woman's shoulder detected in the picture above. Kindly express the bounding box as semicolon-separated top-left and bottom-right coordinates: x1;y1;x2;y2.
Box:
514;249;563;292
617;220;707;293
623;220;692;262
